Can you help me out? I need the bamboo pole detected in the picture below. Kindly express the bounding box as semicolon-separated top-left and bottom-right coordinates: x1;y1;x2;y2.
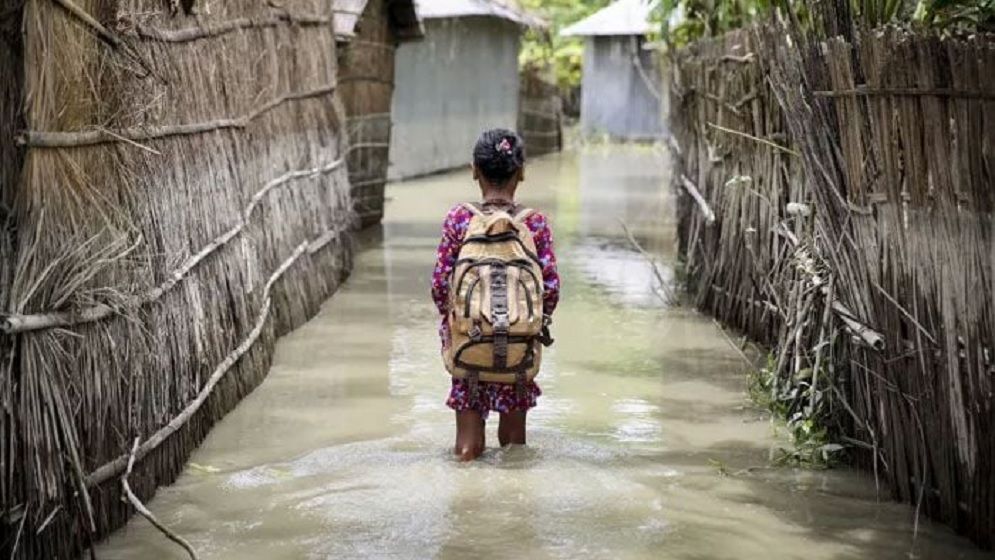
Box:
17;85;337;148
1;158;344;333
121;439;199;560
87;241;310;487
680;174;716;225
135;13;330;42
814;86;995;100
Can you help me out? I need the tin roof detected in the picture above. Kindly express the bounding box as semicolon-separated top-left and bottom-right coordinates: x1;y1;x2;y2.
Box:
416;0;545;28
561;0;656;37
333;0;424;42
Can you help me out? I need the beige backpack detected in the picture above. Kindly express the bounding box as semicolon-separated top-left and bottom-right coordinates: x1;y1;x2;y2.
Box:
443;203;551;394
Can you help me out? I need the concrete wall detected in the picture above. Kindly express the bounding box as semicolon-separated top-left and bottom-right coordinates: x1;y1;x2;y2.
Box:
389;17;521;180
580;35;665;140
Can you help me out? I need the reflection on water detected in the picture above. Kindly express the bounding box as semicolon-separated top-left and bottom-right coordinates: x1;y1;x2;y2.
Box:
97;147;987;560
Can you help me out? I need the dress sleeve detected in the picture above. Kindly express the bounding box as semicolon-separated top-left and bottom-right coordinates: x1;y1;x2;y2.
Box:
431;205;471;315
526;212;560;316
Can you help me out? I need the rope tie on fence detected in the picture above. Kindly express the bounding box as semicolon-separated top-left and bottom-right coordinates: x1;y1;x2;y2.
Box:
17;84;338;148
1;156;348;334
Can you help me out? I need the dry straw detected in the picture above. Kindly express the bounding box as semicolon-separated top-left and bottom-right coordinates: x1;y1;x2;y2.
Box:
670;17;994;548
337;0;397;227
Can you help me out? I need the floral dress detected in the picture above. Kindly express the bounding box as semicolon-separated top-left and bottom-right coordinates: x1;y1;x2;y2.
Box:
431;203;560;418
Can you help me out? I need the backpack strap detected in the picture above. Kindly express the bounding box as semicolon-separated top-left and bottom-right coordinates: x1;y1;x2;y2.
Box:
512;207;534;224
463;202;485;217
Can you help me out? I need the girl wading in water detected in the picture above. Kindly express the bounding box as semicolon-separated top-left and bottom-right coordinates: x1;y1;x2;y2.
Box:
431;129;560;461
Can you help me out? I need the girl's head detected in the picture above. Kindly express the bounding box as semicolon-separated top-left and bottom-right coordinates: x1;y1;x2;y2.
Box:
472;128;525;192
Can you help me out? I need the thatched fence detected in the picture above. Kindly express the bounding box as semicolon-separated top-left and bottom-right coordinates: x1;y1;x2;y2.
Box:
671;21;994;548
518;67;563;157
336;0;421;228
0;0;355;556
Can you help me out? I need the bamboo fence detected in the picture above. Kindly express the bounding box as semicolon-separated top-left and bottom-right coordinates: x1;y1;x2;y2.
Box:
0;0;357;556
336;0;415;228
671;20;995;548
518;66;563;157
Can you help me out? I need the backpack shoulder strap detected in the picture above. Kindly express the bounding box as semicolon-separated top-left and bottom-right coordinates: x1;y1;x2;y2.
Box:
512;207;534;224
462;202;485;217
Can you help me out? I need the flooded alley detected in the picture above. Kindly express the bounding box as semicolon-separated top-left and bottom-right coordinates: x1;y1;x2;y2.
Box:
97;148;986;560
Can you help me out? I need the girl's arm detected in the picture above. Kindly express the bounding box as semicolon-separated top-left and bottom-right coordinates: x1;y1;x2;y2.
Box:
527;212;560;316
431;205;471;315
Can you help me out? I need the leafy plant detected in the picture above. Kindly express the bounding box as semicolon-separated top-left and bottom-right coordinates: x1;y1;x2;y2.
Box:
518;0;613;90
914;0;995;29
650;0;994;46
749;355;847;469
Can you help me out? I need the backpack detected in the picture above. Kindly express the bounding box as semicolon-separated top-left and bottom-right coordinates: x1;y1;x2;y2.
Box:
443;203;551;394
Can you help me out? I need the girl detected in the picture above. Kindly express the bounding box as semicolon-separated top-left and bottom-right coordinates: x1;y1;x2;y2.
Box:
431;128;560;462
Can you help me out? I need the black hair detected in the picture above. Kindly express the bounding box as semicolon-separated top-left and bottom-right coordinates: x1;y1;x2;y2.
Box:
472;128;525;186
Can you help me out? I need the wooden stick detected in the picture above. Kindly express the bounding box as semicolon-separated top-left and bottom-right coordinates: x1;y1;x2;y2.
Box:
618;219;678;305
17;84;337;148
50;0;123;49
48;0;158;78
1;158;344;333
135;13;330;42
88;242;308;487
680;174;716;225
121;438;199;560
712;318;754;367
706;122;799;157
720;53;755;64
814;86;995;100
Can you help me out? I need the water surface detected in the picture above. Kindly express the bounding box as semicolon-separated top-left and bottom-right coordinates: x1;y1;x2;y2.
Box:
98;147;987;560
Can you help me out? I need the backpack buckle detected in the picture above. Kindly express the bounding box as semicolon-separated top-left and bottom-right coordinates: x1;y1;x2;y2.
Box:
469;322;482;341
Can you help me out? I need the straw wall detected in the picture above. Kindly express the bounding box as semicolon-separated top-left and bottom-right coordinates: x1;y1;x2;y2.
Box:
671;24;995;548
0;0;354;556
339;0;396;227
518;67;563;157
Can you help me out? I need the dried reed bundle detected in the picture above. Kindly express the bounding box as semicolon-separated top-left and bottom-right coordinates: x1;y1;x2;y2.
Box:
338;0;398;227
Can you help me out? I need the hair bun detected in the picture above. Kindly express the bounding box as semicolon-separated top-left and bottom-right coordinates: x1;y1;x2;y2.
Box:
473;128;526;186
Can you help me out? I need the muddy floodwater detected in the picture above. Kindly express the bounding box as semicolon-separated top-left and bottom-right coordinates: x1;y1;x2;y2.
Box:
98;147;988;560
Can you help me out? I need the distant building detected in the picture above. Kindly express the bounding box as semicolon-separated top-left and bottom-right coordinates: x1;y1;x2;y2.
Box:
562;0;666;141
334;0;422;226
389;0;542;180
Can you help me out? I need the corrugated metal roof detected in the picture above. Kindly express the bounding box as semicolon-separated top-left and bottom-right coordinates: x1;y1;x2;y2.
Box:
333;0;424;42
416;0;545;28
560;0;656;37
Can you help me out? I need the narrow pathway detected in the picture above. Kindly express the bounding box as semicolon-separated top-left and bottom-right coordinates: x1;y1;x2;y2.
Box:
98;147;986;560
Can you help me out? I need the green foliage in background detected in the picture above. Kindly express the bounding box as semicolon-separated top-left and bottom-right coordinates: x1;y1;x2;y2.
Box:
518;0;612;89
652;0;994;47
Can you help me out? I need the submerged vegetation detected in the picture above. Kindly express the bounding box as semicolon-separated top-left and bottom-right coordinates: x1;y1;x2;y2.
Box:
748;355;846;469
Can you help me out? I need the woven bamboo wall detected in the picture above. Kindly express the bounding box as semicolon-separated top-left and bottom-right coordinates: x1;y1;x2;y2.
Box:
0;0;354;556
339;0;396;227
672;26;995;548
518;67;563;158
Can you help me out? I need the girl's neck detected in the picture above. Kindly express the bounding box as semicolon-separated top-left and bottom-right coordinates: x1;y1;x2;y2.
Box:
482;195;515;206
481;187;515;206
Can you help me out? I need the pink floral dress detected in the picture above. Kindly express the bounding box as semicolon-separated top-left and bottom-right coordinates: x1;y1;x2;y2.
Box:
432;203;560;418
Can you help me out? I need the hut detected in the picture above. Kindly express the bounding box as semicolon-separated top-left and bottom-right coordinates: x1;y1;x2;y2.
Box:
562;0;666;141
388;0;543;180
0;0;353;557
334;0;423;227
